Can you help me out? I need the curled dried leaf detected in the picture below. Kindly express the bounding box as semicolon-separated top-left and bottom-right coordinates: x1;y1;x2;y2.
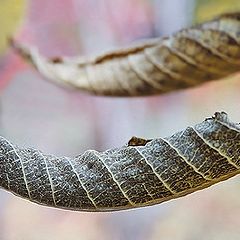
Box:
11;12;240;96
0;112;240;211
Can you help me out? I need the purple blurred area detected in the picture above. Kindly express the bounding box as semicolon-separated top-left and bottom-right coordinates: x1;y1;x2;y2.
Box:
1;1;240;239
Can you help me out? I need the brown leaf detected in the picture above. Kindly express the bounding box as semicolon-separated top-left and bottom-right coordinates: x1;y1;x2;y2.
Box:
12;12;240;96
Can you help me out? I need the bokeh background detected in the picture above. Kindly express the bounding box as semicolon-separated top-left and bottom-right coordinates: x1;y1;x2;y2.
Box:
1;0;240;239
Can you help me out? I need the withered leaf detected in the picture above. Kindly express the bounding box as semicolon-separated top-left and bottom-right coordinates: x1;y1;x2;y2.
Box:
0;112;239;211
12;12;240;96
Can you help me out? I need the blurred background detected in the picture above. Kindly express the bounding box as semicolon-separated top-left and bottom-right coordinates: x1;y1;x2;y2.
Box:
1;0;240;239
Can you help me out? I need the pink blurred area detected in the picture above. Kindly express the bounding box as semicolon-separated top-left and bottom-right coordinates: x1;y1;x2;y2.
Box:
1;1;240;240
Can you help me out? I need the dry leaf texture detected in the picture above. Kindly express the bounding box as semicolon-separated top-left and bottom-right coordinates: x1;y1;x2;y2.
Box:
0;112;240;211
12;12;240;96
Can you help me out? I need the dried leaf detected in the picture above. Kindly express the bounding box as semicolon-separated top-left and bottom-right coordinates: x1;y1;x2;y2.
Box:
12;12;240;96
0;112;240;211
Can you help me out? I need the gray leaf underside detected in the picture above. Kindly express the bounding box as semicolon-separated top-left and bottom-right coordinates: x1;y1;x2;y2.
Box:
12;12;240;96
0;112;240;212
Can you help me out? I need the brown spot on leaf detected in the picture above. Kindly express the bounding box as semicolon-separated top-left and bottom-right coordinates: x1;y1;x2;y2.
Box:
128;136;152;146
50;57;63;64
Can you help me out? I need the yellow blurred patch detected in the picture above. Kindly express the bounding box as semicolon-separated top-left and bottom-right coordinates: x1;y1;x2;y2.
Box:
0;0;27;54
195;0;240;22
